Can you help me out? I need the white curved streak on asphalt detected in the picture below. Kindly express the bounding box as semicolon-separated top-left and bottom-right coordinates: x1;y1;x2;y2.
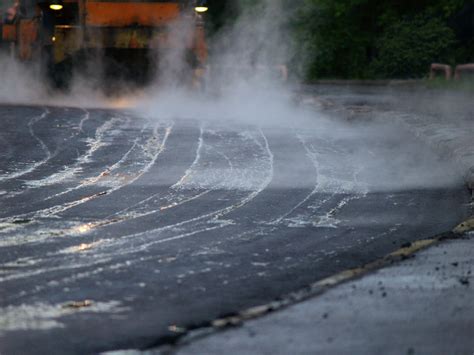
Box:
0;127;274;287
299;134;369;228
0;123;173;246
0;108;96;189
0;108;50;182
42;115;148;201
24;111;122;190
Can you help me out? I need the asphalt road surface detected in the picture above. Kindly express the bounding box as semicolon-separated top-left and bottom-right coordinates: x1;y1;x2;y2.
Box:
0;103;470;354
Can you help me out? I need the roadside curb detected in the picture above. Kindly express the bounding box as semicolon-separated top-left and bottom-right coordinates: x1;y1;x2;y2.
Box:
155;230;473;353
207;231;472;329
454;217;474;234
160;90;474;354
146;95;474;353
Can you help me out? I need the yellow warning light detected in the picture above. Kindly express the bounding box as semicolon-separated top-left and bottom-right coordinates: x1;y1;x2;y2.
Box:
194;6;208;13
52;36;56;42
50;0;63;11
50;4;63;10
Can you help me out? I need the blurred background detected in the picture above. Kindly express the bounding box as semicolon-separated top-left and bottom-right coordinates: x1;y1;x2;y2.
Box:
205;0;473;80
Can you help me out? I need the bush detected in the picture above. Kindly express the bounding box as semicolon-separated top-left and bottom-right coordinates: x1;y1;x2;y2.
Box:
290;0;378;80
370;15;456;78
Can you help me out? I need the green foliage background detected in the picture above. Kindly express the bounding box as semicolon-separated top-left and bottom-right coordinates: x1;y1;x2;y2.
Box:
206;0;473;80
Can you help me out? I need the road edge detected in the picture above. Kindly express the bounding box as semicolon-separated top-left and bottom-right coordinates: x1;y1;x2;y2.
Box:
152;91;474;354
142;225;473;354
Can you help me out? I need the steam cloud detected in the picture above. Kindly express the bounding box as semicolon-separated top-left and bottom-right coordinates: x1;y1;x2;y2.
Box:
0;0;464;192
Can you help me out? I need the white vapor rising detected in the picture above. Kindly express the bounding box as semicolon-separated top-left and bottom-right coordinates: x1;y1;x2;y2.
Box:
0;0;465;192
0;55;44;102
0;54;115;107
140;0;295;125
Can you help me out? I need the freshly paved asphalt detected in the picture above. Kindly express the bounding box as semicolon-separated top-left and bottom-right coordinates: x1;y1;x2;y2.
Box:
177;235;474;355
0;103;470;354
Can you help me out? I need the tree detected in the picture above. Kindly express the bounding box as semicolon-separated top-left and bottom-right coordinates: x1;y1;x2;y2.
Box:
370;15;456;78
290;0;469;79
206;0;472;80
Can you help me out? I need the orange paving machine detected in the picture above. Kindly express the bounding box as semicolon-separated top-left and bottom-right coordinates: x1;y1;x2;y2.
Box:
0;0;208;87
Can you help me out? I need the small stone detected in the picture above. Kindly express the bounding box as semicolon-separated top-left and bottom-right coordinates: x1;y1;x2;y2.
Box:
62;300;93;309
168;325;186;333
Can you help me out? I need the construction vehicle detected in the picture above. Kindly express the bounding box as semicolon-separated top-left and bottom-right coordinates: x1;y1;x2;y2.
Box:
0;0;208;88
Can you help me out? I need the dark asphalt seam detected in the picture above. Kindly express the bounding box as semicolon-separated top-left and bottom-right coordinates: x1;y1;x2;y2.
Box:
138;227;473;354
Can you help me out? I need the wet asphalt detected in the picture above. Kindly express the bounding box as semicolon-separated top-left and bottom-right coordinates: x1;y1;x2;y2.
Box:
0;103;470;354
177;235;474;355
